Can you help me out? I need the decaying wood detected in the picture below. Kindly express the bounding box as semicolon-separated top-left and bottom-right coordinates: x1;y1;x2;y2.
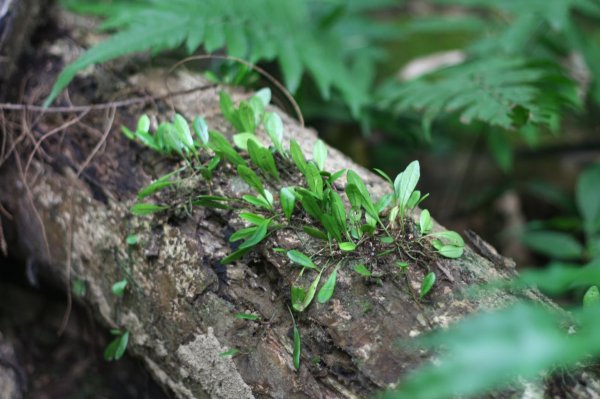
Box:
1;7;600;399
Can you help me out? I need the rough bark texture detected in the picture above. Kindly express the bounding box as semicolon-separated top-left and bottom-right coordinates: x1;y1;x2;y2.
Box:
1;6;600;399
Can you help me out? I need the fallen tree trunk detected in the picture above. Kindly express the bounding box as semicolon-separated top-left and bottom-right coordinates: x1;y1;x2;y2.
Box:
1;7;599;399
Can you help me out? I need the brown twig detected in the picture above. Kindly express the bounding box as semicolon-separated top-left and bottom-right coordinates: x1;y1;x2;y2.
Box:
76;107;116;177
0;84;217;113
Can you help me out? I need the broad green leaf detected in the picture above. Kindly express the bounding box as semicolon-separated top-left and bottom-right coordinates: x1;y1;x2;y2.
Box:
394;160;420;211
238;165;265;197
320;213;342;242
290;140;307;174
233;132;261;151
111;279;127;296
264;112;283;149
380;236;394;244
576;164;600;234
208;131;246;166
253;87;271;107
221;247;251;264
435;243;464;259
396;261;409;269
339;242;356;251
234;313;260;321
291;285;306;310
219;91;236;126
406;190;422;209
238;102;257;133
304;163;323;199
299;192;323;220
430;231;465;247
243;195;272;210
313;139;327;171
280;187;296;220
239;219;270;249
330;191;347;234
303;226;328;240
193;116;209;145
230;227;257;242
239;212;266;225
420;209;433;235
522;231;584;260
287;250;318;270
130;203;168;216
420;272;436;298
354;264;372;277
583;286;600;308
191;195;231;209
328;169;347;184
173;113;194;150
136;114;150;133
317;267;337;303
247;139;280;181
104;331;129;361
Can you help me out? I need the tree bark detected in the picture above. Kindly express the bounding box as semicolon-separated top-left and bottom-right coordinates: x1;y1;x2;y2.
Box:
1;7;599;399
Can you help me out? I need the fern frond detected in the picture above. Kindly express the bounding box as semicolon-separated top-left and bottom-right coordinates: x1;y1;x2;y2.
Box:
46;0;388;113
377;57;580;134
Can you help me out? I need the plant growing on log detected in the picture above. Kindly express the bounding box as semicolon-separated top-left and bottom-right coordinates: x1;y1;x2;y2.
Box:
123;88;464;367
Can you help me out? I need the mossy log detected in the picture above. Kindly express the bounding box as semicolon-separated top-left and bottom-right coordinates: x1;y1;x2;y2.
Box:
1;7;599;399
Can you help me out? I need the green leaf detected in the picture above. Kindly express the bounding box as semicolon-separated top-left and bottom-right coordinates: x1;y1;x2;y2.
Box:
433;242;464;259
111;279;128;296
429;231;465;247
230;227;257;242
233;133;261;151
234;313;260;321
354;264;372;277
320;213;342;242
253;87;271;107
339;242;356;251
304;163;323;199
239;212;266;225
396;261;409;269
419;209;433;235
221;247;251;265
126;234;139;245
191;195;231;209
130;203;168;216
136;114;150;133
280;187;296;220
219;91;238;128
104;330;129;361
287;250;318;270
238;165;265;197
239;219;270;250
394;160;420;212
247;139;280;180
576;164;600;234
299;191;323;220
317;267;337;303
290;140;307;174
420;272;436;299
330;191;348;235
264;112;283;149
219;348;240;357
208;131;246;167
293;270;323;312
173;113;194;150
583;286;600;308
313;139;327;171
242;195;272;210
137;179;175;199
522;230;584;260
193;116;209;146
292;316;301;370
328;169;347;185
303;226;328;240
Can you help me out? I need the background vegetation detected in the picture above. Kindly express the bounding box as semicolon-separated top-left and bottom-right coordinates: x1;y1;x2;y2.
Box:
47;0;600;398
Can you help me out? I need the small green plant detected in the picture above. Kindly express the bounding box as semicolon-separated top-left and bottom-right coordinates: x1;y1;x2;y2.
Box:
123;87;464;368
104;329;129;361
